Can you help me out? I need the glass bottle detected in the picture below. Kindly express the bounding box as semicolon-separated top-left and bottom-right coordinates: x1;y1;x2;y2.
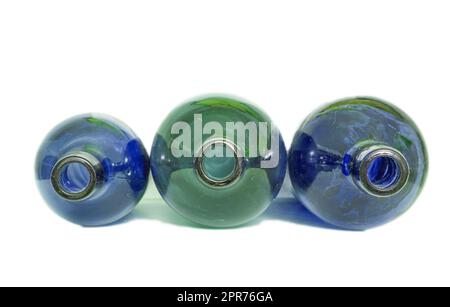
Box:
289;97;428;230
151;95;287;228
35;114;149;226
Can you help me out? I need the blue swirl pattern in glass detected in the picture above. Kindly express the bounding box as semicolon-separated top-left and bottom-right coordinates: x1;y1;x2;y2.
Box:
35;114;150;226
289;97;428;230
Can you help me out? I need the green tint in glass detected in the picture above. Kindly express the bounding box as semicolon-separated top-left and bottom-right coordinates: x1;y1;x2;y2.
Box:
150;95;287;228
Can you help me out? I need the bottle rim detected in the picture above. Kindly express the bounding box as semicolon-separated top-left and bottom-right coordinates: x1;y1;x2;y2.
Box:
51;152;103;201
194;138;244;188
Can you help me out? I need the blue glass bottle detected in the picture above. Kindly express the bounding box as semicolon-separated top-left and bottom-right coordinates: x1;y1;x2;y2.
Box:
289;97;428;230
35;114;150;226
151;96;287;228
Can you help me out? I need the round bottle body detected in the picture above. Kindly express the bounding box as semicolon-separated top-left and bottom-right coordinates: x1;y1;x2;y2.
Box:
35;114;149;226
151;96;287;228
289;97;428;230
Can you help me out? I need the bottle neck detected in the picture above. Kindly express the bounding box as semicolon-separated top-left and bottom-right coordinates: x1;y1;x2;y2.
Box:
51;151;104;201
352;144;410;197
194;138;244;188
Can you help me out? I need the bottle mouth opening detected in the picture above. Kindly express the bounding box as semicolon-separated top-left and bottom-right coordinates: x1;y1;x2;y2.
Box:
59;162;92;193
367;156;401;189
51;152;102;201
358;146;410;197
194;138;244;187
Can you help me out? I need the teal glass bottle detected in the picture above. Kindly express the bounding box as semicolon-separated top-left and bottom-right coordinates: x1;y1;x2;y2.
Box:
289;97;428;230
35;114;150;226
151;96;287;228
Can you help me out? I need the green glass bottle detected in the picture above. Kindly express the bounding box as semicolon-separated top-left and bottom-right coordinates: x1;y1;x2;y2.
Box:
150;95;287;228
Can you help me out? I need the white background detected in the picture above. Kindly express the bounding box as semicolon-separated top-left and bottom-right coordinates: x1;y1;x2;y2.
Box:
0;0;448;287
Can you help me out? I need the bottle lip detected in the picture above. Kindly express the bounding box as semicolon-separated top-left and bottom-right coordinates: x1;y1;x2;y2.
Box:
356;145;410;197
51;152;103;201
194;138;244;188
